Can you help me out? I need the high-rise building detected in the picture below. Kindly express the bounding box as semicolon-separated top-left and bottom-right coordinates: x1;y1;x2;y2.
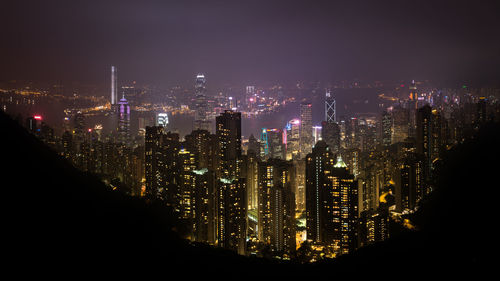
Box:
408;80;418;138
475;97;488;128
392;106;409;144
178;147;196;219
73;112;85;154
321;121;341;154
157;113;169;127
145;127;182;209
215;110;246;254
300;102;313;157
145;126;166;199
61;130;73;160
325;90;336;123
111;66;118;105
184;129;217;171
359;209;389;247
416;105;432;188
327;156;358;255
306;141;358;256
257;159;296;254
260;128;285;160
416;105;443;196
345;117;359;149
216;178;247;255
118;96;131;146
293;158;306;212
246;86;255;98
381;111;392;147
285;118;300;160
305;141;334;243
191;168;216;244
243;150;259;211
194;74;211;131
393;152;424;212
246;86;256;110
216;110;242;179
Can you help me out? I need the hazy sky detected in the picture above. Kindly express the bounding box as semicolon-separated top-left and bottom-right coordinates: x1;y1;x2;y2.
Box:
1;0;500;88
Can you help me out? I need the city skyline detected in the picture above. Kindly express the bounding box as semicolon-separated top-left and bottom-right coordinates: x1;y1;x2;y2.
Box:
1;0;499;275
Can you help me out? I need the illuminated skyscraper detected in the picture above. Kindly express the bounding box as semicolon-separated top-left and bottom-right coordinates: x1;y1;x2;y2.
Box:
325;90;336;123
243;150;259;211
359;209;389;247
416;105;432;184
260;128;285;160
393;153;423;212
306;141;358;256
408;79;418;138
111;66;118;105
216;110;242;179
73;112;85;153
156;113;169;127
328;156;358;256
392;106;409;144
475;97;488;128
246;86;256;110
118;96;131;146
61;130;73;160
216;178;246;255
184;129;217;171
300;102;313;157
194;74;211;131
215;110;246;254
322;90;341;154
257;159;296;254
246;86;255;99
305;141;334;243
381;111;392;147
285;118;300;160
145;126;166;198
191;168;216;244
145;127;182;208
178;148;196;219
416;105;443;196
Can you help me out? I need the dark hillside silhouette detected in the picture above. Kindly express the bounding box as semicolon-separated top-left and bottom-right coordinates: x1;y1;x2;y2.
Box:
1;110;496;277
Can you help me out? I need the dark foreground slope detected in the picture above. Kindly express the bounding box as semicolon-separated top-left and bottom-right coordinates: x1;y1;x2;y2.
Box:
1;110;497;278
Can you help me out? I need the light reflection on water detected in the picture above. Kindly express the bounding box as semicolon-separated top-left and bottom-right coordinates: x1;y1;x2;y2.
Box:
6;88;385;140
168;88;384;139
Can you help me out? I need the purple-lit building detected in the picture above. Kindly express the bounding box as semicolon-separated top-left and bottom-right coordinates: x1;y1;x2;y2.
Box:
118;96;131;146
285;118;300;160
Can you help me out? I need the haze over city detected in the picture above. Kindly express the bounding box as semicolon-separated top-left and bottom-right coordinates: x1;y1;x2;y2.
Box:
2;0;500;89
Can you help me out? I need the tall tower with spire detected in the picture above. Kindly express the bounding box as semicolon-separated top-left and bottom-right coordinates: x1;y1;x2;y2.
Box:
194;74;211;131
118;94;130;146
322;90;340;153
325;90;336;123
111;66;118;105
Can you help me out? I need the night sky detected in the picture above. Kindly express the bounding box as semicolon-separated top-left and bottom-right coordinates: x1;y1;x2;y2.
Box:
2;0;500;88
